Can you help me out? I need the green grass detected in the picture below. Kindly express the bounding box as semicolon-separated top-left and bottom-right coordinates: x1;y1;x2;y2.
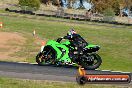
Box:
0;77;129;88
0;13;132;72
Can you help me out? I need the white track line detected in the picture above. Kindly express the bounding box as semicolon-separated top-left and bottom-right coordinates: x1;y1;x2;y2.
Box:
98;70;131;73
120;72;131;73
18;62;37;64
101;70;111;71
18;62;28;63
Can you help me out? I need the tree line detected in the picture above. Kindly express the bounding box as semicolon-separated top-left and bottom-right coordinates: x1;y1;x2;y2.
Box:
19;0;132;16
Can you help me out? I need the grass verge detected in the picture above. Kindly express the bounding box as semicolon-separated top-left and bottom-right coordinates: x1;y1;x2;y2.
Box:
0;77;130;88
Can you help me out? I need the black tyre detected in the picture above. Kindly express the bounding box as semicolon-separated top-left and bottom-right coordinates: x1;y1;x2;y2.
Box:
76;76;87;85
36;46;56;65
36;52;44;65
80;54;102;70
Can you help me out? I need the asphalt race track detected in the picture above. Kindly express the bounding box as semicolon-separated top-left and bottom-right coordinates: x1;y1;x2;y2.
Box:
0;61;131;85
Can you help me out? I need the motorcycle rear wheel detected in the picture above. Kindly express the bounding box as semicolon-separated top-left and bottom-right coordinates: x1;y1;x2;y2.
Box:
80;53;102;70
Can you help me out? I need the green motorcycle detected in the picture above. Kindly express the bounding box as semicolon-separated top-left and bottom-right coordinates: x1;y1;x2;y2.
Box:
36;33;102;70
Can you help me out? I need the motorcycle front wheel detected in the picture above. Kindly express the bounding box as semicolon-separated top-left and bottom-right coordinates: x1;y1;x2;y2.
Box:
36;46;56;65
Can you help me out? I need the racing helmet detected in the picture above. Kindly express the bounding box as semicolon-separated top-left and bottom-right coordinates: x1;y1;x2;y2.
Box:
71;29;76;34
67;29;76;38
67;29;76;35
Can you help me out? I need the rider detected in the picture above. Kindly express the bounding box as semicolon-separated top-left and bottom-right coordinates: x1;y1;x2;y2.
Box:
57;29;88;54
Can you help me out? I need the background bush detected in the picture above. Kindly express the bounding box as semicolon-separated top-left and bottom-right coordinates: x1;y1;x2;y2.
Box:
103;8;116;22
18;0;40;10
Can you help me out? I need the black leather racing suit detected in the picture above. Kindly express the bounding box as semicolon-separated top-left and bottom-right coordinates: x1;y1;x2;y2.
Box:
63;34;87;50
56;34;88;61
